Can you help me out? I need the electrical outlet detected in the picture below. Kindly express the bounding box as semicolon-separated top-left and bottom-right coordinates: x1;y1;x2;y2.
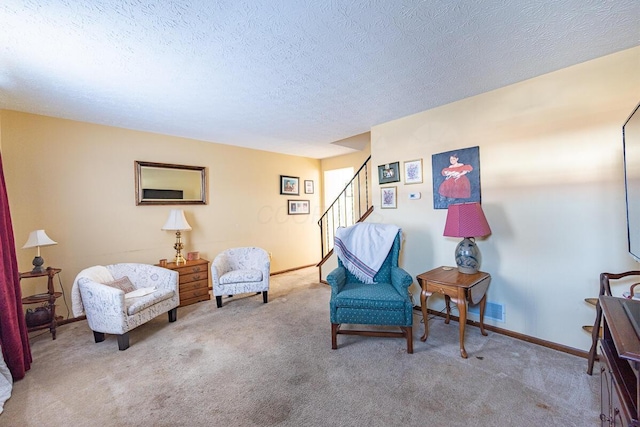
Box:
269;252;273;259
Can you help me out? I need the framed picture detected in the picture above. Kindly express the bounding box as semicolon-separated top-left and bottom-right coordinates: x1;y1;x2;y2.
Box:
288;200;310;215
304;180;314;194
380;187;397;209
378;162;400;184
280;175;299;195
432;146;481;209
403;159;423;184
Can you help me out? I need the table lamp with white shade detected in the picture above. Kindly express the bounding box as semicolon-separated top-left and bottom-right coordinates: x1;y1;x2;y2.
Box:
162;209;192;264
22;229;57;273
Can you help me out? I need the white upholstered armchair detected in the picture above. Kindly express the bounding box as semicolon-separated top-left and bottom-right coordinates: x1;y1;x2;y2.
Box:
72;263;179;350
211;247;270;307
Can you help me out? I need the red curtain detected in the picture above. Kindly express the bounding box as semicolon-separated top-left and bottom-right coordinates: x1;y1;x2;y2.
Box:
0;152;31;380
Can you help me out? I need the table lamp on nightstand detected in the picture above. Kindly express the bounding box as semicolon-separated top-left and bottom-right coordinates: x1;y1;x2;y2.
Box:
443;202;491;274
22;229;58;273
162;209;192;265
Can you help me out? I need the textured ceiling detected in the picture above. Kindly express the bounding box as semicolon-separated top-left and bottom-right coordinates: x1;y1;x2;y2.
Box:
1;1;638;159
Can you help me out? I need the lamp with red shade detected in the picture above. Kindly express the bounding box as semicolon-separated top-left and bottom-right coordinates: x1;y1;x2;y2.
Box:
443;202;491;274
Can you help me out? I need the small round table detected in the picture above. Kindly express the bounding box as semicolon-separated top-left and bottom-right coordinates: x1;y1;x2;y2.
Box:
416;266;491;358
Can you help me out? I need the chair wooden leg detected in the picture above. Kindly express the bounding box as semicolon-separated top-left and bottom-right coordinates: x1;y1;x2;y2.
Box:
117;333;130;351
216;295;222;308
403;326;414;354
263;291;268;303
93;331;105;343
168;307;177;323
331;323;339;349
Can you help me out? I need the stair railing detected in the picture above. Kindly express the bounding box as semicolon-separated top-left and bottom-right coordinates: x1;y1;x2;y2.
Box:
317;155;373;265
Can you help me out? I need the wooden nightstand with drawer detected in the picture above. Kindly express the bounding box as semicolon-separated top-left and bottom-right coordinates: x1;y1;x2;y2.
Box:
159;258;211;307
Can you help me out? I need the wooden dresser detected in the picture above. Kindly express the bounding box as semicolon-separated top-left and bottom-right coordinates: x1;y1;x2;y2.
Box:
159;258;211;307
599;295;640;426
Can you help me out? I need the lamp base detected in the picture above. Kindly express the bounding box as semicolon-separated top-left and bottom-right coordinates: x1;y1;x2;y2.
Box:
454;238;481;275
173;231;186;264
31;256;46;274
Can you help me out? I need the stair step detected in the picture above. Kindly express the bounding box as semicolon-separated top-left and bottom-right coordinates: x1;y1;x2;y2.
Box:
582;325;602;338
584;297;598;306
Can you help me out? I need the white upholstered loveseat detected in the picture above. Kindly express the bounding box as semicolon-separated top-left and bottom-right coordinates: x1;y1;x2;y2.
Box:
72;263;179;350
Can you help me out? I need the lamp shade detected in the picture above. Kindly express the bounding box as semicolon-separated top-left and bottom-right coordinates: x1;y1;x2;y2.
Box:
22;229;57;249
443;202;491;238
162;209;192;231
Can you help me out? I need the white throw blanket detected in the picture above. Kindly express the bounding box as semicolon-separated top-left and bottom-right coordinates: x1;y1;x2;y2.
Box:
71;266;114;317
0;344;11;415
334;223;400;284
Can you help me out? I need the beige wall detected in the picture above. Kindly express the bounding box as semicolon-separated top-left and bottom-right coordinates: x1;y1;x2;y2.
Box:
371;46;640;351
1;112;321;316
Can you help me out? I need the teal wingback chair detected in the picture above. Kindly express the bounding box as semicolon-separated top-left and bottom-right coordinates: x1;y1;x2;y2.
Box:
327;232;414;353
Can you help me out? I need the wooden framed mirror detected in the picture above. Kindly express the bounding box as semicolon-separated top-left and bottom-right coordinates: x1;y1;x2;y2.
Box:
135;161;207;205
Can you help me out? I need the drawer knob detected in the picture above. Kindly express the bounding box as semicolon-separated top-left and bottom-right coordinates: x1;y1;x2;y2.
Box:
192;274;201;280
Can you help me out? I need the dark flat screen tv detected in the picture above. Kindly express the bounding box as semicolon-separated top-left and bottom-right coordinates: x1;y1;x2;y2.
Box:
623;102;640;261
142;189;184;200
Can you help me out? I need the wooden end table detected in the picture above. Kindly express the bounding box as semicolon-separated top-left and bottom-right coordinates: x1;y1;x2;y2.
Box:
417;266;491;358
157;258;210;307
20;267;62;340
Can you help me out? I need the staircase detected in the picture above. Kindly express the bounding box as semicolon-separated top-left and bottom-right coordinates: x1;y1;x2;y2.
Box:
317;156;373;276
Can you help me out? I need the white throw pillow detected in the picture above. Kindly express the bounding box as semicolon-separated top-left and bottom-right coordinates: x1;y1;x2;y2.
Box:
103;276;135;293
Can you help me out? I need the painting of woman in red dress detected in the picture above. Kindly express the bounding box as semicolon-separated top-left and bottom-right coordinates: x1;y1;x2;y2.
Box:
438;154;473;198
432;146;481;209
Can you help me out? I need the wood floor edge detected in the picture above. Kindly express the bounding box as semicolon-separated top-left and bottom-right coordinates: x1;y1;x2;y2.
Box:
57;315;86;325
271;264;316;276
414;306;588;359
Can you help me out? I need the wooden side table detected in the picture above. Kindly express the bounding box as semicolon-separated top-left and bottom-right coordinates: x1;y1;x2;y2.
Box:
158;258;210;307
20;267;62;340
416;266;491;358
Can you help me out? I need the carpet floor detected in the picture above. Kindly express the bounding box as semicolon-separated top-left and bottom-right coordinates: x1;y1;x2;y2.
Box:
3;267;600;426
